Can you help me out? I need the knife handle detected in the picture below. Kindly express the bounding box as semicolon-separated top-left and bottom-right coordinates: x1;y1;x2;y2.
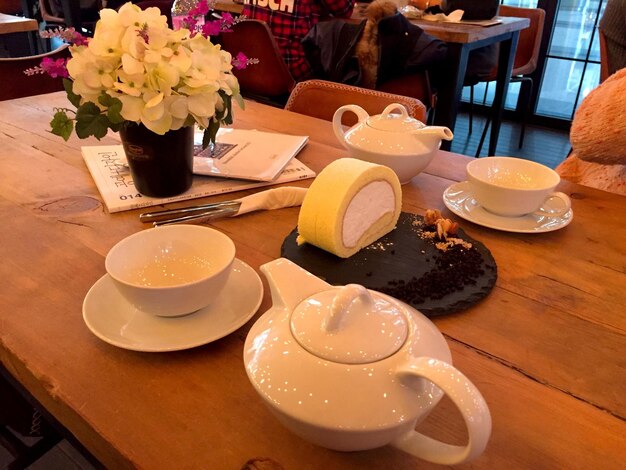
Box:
140;200;241;223
152;207;239;227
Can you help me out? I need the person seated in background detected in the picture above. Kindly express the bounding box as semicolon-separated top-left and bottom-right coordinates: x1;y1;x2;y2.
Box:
555;68;626;195
302;0;447;88
599;0;626;75
242;0;355;82
48;0;101;22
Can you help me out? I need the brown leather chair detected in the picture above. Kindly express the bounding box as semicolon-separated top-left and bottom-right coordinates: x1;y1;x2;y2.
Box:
471;5;545;156
598;28;610;83
285;79;428;127
0;44;70;101
218;19;295;108
0;0;22;14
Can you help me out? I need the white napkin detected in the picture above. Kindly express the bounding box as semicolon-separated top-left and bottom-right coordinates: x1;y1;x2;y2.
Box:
236;187;308;216
422;9;465;22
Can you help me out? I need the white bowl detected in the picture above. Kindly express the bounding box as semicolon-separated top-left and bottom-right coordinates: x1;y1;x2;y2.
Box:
466;156;570;217
105;225;235;317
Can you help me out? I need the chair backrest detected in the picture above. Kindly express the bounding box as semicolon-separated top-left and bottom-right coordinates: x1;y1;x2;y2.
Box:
376;71;435;113
0;44;70;101
498;5;545;76
598;28;610;83
134;0;173;28
0;0;23;14
285;79;428;127
218;19;295;105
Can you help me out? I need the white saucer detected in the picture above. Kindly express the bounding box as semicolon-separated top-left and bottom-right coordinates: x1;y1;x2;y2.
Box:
443;181;573;233
83;258;263;352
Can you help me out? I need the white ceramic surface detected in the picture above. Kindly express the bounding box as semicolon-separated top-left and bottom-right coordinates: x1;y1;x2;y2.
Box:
466;156;571;217
244;258;491;465
332;103;453;184
443;181;574;233
83;259;262;352
105;224;235;317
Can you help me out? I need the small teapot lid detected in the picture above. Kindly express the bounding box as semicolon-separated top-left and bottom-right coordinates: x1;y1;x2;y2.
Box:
290;284;408;364
366;103;426;133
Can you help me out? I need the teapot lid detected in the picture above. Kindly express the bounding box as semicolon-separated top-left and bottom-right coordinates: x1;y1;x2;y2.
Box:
290;284;408;364
366;103;426;133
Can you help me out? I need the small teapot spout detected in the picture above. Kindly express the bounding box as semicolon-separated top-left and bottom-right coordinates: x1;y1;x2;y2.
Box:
412;126;454;141
260;258;331;311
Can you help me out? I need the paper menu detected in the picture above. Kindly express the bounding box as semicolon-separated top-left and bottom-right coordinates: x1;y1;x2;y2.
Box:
81;145;315;213
193;128;309;181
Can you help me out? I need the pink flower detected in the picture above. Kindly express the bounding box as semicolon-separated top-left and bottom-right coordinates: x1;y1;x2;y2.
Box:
221;12;235;30
189;0;210;17
40;57;69;78
232;52;249;70
201;20;222;37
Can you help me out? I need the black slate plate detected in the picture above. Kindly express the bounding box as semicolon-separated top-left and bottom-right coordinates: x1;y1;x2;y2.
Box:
281;212;497;317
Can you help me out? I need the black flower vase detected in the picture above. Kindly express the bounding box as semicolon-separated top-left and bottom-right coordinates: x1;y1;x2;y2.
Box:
120;123;194;198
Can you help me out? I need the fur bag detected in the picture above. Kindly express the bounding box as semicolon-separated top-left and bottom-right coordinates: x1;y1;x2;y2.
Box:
355;0;399;89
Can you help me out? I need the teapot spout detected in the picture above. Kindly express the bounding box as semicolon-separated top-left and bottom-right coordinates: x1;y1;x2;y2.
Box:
260;258;331;311
412;126;454;141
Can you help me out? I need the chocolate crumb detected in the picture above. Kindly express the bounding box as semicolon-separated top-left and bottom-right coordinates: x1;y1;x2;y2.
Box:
378;244;485;304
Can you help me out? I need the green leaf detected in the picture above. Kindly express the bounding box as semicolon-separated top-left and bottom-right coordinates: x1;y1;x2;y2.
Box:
221;93;234;126
234;93;245;110
50;110;74;141
63;79;81;108
203;120;220;149
75;102;109;139
98;93;125;125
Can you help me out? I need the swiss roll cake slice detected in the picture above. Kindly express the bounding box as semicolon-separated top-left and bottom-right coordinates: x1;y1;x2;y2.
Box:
297;158;402;258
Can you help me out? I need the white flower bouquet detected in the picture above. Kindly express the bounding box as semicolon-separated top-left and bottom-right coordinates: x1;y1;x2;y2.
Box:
35;2;247;148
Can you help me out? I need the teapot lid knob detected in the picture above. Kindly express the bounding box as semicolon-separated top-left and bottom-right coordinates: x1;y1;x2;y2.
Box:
366;103;426;132
290;285;408;364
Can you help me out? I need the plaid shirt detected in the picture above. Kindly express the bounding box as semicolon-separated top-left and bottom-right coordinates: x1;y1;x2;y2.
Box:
242;0;355;81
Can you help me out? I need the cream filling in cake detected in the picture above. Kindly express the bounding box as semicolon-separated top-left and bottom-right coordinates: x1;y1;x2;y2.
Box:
342;181;395;248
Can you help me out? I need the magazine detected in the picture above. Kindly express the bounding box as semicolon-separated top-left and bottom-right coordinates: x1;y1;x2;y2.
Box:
81;145;316;213
193;128;309;181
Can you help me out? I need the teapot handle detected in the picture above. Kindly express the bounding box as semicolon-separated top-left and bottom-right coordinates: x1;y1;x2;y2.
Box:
332;105;369;149
391;357;492;465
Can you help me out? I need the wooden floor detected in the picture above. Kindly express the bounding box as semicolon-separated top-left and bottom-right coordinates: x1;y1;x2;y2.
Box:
450;110;571;169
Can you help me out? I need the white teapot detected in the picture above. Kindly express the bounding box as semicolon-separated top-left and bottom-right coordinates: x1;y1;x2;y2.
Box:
333;104;453;184
244;258;491;465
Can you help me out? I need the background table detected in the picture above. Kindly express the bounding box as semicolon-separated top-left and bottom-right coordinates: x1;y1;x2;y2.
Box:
407;16;529;156
0;11;37;55
0;92;625;469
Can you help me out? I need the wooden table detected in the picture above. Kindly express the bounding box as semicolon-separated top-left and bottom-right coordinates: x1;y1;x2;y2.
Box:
0;12;36;34
405;16;528;156
1;92;625;469
0;11;37;55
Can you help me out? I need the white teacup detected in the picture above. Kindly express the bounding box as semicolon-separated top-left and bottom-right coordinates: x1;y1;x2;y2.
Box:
105;225;235;317
466;156;571;218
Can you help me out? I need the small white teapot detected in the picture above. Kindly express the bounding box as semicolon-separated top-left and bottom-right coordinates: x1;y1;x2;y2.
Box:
244;258;491;465
333;104;453;184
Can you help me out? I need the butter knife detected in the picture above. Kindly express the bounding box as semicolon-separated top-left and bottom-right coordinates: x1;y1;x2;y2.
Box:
140;187;308;227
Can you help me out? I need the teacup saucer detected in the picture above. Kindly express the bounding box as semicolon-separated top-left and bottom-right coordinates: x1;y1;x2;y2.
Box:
443;181;573;233
83;258;263;352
